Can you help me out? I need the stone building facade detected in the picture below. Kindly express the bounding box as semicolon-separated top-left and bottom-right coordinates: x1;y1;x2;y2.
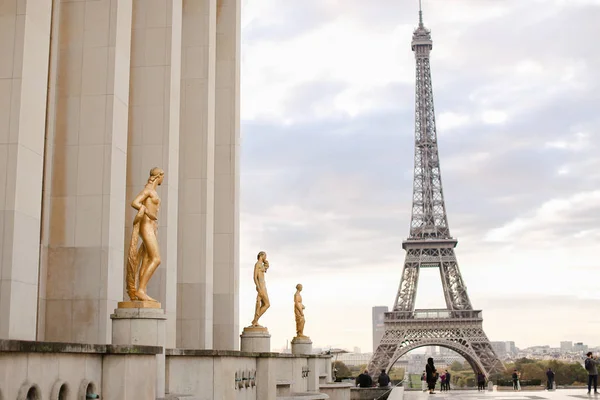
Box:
0;0;240;351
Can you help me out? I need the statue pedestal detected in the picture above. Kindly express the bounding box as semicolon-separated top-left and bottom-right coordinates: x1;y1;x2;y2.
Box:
291;336;312;355
111;306;166;397
240;326;271;352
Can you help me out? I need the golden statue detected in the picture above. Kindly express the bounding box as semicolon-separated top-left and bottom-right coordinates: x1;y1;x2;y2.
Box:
250;251;270;327
125;167;164;305
294;284;307;338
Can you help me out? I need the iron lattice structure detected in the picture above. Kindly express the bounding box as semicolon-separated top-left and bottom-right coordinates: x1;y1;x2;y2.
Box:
368;7;503;378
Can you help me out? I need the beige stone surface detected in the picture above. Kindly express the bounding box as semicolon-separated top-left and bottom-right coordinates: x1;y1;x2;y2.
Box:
39;0;133;345
126;0;181;348
102;354;157;400
240;328;271;353
2;0;241;352
307;357;320;392
257;357;277;400
177;0;218;350
0;0;53;340
213;0;241;351
291;337;313;356
111;306;166;396
0;352;102;400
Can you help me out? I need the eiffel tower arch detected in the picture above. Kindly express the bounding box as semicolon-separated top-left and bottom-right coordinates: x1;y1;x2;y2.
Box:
368;2;503;379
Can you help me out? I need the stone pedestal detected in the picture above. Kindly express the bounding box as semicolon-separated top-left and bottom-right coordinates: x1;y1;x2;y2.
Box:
111;307;166;397
240;326;271;352
291;336;313;355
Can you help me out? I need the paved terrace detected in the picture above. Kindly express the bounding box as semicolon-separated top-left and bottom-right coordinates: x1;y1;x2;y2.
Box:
404;389;597;400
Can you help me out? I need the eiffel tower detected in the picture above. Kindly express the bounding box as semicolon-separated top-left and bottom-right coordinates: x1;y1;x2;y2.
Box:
367;2;503;378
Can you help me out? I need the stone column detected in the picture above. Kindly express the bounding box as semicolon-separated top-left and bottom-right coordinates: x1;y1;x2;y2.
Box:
41;0;133;344
126;0;182;348
307;357;319;392
256;357;276;400
111;307;167;397
176;0;217;349
0;0;53;339
291;336;313;355
213;0;241;351
240;327;270;353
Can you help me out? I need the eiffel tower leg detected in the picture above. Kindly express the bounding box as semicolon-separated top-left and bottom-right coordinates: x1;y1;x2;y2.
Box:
393;254;420;312
467;331;505;375
367;328;403;375
439;248;472;311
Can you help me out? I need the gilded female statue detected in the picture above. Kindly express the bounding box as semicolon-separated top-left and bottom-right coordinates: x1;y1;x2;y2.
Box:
250;251;270;327
294;284;306;337
126;167;164;302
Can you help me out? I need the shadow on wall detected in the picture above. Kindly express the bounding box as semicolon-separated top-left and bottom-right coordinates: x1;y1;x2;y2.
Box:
80;381;99;399
51;381;70;400
17;383;41;400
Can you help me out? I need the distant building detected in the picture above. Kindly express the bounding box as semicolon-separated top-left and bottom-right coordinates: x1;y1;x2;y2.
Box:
372;306;389;352
574;342;589;353
491;341;508;358
561;341;573;352
354;347;361;354
491;341;518;359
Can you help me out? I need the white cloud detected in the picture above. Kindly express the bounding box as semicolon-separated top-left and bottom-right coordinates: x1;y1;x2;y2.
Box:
545;132;590;151
242;16;413;121
485;190;600;243
437;112;470;131
481;110;507;124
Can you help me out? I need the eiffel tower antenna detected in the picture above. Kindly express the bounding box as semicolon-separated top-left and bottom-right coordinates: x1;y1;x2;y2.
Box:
367;2;504;380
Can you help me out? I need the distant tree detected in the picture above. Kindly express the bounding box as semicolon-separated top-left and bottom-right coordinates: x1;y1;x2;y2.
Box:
563;363;587;385
514;358;535;370
449;361;467;371
333;361;351;378
498;359;587;386
388;367;405;381
521;363;545;381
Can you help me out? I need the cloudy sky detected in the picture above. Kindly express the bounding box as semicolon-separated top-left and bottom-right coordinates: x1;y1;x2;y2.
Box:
237;0;600;353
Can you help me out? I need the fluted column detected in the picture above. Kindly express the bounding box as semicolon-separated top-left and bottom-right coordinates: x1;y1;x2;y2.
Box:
213;0;241;350
41;0;133;344
177;0;217;349
125;0;182;348
0;0;53;340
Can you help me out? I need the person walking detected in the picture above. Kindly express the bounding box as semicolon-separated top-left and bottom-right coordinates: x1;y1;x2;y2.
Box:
421;371;427;392
440;373;446;392
546;368;555;391
426;358;438;394
477;372;486;391
512;369;519;391
445;370;451;391
585;352;600;394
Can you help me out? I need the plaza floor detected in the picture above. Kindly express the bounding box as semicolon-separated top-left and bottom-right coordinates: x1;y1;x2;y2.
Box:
403;389;598;400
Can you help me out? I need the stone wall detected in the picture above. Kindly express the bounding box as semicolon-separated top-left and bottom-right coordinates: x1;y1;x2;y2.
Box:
350;387;393;400
165;349;332;400
0;340;333;400
0;339;161;400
